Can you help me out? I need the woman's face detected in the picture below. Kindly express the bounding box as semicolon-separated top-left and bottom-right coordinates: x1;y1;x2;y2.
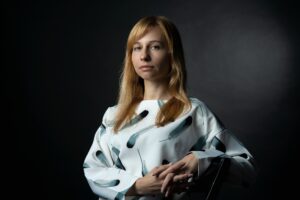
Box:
131;26;170;82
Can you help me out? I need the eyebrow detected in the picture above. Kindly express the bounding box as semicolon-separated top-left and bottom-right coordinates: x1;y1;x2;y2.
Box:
133;40;163;45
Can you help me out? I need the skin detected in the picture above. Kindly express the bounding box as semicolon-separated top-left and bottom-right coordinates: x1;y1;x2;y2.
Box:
127;26;199;197
152;153;199;196
131;26;172;100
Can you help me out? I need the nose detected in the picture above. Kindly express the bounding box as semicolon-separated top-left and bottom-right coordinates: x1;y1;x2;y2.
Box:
140;48;151;61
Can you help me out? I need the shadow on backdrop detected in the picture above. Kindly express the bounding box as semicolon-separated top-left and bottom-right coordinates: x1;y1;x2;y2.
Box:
6;0;299;199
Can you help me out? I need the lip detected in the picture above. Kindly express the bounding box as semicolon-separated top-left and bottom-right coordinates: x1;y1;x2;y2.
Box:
139;65;154;71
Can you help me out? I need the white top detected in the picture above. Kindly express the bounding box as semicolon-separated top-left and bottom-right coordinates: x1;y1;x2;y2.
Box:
83;98;256;200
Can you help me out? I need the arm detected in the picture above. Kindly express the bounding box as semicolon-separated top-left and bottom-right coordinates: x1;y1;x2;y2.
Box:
191;101;257;187
152;100;257;195
83;108;139;200
203;129;257;187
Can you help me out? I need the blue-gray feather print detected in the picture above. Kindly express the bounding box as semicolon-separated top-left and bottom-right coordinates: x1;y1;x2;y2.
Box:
160;116;193;142
121;110;149;130
112;146;126;170
95;150;110;166
137;149;148;176
162;159;170;165
94;179;120;187
127;125;155;148
114;192;123;200
211;136;226;152
83;162;90;168
190;135;207;151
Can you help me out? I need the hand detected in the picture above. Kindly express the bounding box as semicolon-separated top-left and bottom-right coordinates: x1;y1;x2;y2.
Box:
133;163;170;195
159;172;193;197
152;153;199;197
127;163;194;196
153;153;198;178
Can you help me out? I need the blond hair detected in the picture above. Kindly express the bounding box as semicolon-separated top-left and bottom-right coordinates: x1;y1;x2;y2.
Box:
113;16;191;133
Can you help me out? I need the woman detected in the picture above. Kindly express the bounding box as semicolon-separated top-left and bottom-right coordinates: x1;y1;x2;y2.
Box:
83;16;257;200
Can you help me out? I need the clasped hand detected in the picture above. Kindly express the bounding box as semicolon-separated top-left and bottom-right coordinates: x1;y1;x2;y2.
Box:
135;153;198;197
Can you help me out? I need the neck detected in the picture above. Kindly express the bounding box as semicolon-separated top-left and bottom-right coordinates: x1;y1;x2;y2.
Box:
143;79;172;100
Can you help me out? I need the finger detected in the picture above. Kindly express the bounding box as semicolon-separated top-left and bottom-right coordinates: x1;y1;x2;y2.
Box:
173;173;193;183
165;185;173;197
159;162;185;179
152;163;172;176
161;173;175;194
159;162;185;178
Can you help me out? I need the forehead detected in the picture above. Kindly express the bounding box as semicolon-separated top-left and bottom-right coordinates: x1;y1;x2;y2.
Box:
134;26;165;44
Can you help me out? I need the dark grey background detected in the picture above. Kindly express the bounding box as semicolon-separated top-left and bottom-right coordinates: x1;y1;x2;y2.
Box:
5;0;299;199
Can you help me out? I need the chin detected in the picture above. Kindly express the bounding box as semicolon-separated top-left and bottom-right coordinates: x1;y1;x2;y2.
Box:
138;74;156;80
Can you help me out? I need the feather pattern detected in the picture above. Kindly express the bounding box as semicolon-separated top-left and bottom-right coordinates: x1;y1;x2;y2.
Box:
211;136;226;152
190;135;207;151
83;162;90;168
112;146;126;170
114;192;123;200
160;116;193;142
137;149;148;176
95;150;110;166
121;110;149;130
127;125;155;148
162;159;170;165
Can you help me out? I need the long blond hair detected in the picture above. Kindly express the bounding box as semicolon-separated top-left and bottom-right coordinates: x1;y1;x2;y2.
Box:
113;16;191;133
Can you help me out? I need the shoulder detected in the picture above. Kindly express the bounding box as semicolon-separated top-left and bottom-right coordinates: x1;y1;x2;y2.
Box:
188;97;225;127
188;97;215;117
101;104;118;127
189;97;208;109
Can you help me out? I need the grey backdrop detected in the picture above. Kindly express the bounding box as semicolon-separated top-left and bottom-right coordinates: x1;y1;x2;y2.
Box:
7;0;299;199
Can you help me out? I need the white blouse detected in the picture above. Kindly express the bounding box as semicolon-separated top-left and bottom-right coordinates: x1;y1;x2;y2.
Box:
83;98;256;200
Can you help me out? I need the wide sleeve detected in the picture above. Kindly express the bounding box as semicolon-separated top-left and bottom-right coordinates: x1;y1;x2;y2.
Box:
83;107;140;200
190;101;257;187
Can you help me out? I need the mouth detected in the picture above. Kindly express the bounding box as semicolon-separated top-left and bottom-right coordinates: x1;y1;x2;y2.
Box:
139;65;154;71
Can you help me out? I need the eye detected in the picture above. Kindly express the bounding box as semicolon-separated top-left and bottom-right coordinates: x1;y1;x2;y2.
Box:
150;45;161;50
132;46;142;52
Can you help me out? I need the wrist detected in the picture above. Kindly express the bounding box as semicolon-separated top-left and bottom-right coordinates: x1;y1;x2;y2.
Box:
187;152;199;174
126;178;143;196
135;178;144;195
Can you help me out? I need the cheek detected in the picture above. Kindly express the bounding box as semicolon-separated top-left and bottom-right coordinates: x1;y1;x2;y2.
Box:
131;54;139;67
131;55;139;73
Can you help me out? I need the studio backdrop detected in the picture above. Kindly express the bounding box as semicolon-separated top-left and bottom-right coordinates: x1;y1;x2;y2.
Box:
8;0;299;199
